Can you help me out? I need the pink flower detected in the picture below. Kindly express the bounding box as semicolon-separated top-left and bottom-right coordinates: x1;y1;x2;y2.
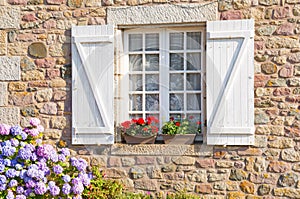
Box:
0;124;10;135
30;118;40;127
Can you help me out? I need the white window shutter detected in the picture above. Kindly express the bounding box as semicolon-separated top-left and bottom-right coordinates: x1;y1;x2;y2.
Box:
206;19;255;145
72;25;114;145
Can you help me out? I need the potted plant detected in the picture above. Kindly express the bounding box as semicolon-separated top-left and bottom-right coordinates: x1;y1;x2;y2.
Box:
119;116;159;144
161;116;201;144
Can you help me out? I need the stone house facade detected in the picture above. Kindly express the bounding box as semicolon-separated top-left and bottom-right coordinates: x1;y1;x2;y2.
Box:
0;0;300;197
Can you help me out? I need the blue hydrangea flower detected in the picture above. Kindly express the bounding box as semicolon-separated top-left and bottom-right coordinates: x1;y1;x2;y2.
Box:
0;175;7;184
9;179;18;187
24;189;32;197
10;138;19;147
20;132;27;140
5;169;17;178
0;164;4;173
61;148;70;157
10;126;23;136
0;183;7;191
2;146;16;157
62;175;71;183
72;182;84;195
3;159;10;166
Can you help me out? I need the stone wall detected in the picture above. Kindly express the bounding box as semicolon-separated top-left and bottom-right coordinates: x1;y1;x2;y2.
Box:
0;0;299;198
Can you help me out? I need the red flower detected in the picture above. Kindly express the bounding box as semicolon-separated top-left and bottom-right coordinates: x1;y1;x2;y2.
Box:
131;118;137;123
151;126;159;133
170;117;174;121
189;115;194;119
121;121;131;129
175;122;181;126
137;118;145;125
196;121;201;125
147;116;159;125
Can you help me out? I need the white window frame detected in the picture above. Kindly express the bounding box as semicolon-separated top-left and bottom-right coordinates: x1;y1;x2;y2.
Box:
120;26;206;131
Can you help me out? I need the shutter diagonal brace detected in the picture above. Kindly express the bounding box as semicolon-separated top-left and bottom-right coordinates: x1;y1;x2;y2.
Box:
74;39;113;131
207;31;252;133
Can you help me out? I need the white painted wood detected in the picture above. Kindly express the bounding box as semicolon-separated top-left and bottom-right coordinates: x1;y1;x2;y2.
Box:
206;19;254;145
72;25;114;145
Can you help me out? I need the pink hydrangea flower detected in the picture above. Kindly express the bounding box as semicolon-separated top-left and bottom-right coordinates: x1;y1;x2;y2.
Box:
29;118;40;127
0;124;10;135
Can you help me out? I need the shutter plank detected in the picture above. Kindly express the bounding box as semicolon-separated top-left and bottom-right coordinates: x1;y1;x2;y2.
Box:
72;25;114;145
206;19;254;145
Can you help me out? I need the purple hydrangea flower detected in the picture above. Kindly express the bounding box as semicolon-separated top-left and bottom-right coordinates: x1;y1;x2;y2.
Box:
30;118;40;127
4;159;11;166
62;183;71;195
34;181;47;195
15;164;23;170
27;168;39;179
10;126;23;136
0;183;7;191
72;182;84;195
25;128;39;137
61;148;70;157
49;185;60;196
62;175;71;183
58;154;66;162
24;189;32;197
0;164;4;172
20;132;27;140
78;173;90;186
9;179;18;187
0;124;10;135
73;196;82;199
5;169;17;178
76;159;88;172
53;165;63;174
50;153;58;162
36;144;54;159
6;190;14;199
30;153;37;161
16;186;24;194
70;157;78;167
16;195;26;199
10;138;19;147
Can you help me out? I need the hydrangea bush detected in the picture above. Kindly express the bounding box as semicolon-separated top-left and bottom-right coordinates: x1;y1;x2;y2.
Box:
0;118;91;199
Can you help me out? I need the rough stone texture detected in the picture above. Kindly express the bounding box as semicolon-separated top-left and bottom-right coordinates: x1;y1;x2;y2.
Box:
0;56;20;80
134;179;157;191
0;107;19;125
278;173;298;187
0;83;7;106
107;3;217;25
0;7;20;29
28;42;47;58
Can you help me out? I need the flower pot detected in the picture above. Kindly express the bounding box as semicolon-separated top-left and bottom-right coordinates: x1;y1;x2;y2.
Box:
161;134;196;144
123;134;156;144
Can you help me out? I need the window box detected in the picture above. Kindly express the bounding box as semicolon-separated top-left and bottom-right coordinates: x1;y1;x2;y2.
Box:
160;134;196;145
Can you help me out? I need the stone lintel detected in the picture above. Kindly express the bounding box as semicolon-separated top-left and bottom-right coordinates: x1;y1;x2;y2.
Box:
107;3;218;26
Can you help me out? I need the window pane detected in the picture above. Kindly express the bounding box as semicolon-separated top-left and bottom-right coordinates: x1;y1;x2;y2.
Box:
187;53;201;70
129;34;142;51
170;32;183;50
186;74;201;90
170;53;184;70
129;54;143;71
146;33;159;51
169;114;183;121
146;74;159;91
130;74;143;91
146;94;159;111
130;114;143;119
169;94;184;111
170;74;184;91
187;94;201;110
186;114;201;123
130;94;142;111
145;54;159;71
187;32;201;50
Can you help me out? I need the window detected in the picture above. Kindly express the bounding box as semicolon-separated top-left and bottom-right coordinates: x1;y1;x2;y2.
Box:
124;28;204;128
71;19;255;145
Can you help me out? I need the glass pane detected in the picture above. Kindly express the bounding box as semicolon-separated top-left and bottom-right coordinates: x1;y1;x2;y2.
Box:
169;114;183;121
130;114;143;119
146;94;159;111
129;54;143;71
187;32;201;50
146;74;159;91
170;74;184;91
186;114;201;123
130;74;143;91
146;114;160;126
170;32;184;50
145;54;159;71
129;34;142;51
187;53;201;70
146;33;159;51
130;94;142;111
170;53;184;70
187;94;201;110
186;74;201;90
169;94;184;111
